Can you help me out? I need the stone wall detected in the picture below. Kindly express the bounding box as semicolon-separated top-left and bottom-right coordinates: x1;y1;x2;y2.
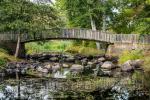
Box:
0;41;26;58
106;43;150;56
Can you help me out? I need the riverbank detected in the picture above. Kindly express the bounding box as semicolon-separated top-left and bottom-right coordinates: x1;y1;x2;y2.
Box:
0;50;149;99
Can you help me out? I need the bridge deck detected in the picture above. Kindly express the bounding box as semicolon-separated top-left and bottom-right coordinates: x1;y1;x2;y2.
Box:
0;28;150;44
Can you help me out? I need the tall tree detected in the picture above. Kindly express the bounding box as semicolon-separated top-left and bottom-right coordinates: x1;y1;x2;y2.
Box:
0;0;60;57
57;0;110;49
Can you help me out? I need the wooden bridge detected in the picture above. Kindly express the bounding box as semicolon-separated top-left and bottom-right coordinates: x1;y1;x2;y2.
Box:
0;28;150;44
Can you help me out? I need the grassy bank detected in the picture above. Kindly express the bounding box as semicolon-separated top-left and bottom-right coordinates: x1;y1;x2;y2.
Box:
119;50;150;91
0;48;20;70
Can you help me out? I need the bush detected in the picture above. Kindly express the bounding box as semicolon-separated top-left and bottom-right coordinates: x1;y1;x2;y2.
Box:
119;50;144;64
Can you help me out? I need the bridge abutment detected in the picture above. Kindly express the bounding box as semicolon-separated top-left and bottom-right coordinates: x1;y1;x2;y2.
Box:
106;43;150;56
0;41;26;58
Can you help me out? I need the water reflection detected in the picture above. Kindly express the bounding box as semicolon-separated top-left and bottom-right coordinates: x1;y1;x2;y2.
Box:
53;68;70;79
0;78;149;100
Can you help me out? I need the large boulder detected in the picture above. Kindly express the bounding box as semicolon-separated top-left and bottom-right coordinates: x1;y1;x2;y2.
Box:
121;60;134;72
81;58;88;66
44;63;51;69
50;57;59;62
65;55;75;62
37;67;48;73
51;63;61;73
121;59;143;72
101;61;115;69
82;65;94;75
87;61;96;69
62;63;70;68
98;57;105;62
70;64;84;73
101;69;113;76
131;59;144;68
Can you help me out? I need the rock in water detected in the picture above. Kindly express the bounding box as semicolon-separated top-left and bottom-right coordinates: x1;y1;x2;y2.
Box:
49;57;58;62
121;60;134;72
70;64;84;73
98;57;105;62
44;64;51;69
62;63;69;68
131;59;144;68
101;61;115;69
65;56;75;62
51;63;61;73
101;69;113;76
37;67;48;73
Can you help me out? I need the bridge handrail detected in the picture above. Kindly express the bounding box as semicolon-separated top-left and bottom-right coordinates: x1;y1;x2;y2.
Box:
0;28;150;44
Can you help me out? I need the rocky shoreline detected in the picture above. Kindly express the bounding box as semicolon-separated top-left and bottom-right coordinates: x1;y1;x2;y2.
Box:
0;53;144;78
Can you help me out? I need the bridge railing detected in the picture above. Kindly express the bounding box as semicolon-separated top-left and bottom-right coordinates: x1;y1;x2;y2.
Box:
0;28;150;44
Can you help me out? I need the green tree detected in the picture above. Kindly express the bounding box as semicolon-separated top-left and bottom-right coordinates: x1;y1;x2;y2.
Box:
0;0;60;57
57;0;150;34
56;0;112;49
109;0;150;34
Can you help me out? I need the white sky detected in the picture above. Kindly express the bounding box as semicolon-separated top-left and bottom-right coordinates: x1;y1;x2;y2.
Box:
30;0;56;4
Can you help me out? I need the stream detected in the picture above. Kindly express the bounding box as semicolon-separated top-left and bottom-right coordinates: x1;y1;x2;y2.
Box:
0;53;149;100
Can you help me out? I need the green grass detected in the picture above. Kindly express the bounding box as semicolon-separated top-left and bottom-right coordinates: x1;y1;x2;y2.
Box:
25;40;104;56
131;51;150;90
0;48;20;69
119;50;144;64
65;46;104;56
25;41;73;54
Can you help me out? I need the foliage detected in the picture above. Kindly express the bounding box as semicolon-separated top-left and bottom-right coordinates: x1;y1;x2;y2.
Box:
132;54;150;91
141;53;150;90
26;40;103;56
65;46;104;56
0;49;19;61
25;41;73;54
0;48;20;69
119;50;144;64
56;0;150;34
0;0;61;33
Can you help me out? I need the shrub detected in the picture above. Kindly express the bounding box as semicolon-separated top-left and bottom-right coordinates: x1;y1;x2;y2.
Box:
119;50;144;64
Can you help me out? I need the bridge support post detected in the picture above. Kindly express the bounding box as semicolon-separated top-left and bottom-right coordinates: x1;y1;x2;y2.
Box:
0;41;26;58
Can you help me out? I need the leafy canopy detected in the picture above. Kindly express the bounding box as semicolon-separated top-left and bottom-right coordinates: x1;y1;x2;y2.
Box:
56;0;150;34
0;0;60;33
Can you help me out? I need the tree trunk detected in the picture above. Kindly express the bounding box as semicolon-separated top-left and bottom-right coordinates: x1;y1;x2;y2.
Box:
90;15;101;50
102;11;106;32
90;15;96;31
15;33;21;58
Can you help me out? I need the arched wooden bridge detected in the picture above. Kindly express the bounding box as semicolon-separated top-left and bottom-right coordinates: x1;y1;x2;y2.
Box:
0;28;150;44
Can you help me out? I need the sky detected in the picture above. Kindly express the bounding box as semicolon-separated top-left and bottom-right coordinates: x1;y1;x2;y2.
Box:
30;0;56;4
51;0;55;3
